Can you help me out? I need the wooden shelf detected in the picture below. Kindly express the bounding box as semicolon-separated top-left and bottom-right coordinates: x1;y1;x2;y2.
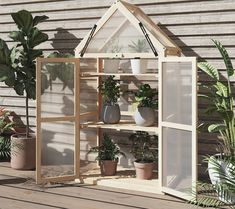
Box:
80;72;158;77
80;120;158;133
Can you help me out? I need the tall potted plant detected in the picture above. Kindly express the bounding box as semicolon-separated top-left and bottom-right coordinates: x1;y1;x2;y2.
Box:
88;133;125;176
190;40;235;207
129;131;158;180
133;84;158;126
0;10;49;169
128;39;149;74
98;75;121;124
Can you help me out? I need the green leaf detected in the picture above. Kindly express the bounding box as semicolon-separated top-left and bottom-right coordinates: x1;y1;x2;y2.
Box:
11;10;33;34
212;39;234;77
9;31;25;42
13;81;24;96
0;39;10;65
28;49;42;60
0;64;15;85
208;124;227;133
214;81;228;97
33;15;49;26
29;28;48;48
198;62;219;80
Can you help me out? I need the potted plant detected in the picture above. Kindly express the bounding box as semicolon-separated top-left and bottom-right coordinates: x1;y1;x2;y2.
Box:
88;133;125;176
190;40;235;207
0;108;14;161
129;131;158;180
98;75;121;124
0;10;49;169
128;39;149;74
133;84;158;127
103;39;122;73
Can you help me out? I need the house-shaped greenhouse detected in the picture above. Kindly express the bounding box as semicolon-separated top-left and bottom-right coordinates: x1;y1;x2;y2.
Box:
36;0;197;200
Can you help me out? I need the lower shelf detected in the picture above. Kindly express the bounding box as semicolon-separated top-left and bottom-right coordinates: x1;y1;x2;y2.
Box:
80;120;159;133
78;166;162;194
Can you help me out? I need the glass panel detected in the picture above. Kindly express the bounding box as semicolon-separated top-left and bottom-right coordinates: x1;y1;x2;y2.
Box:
162;62;192;125
86;10;151;53
41;62;75;117
162;127;192;193
41;121;75;178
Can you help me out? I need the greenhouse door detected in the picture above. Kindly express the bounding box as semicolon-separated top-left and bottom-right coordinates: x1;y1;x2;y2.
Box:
36;58;80;184
159;57;197;200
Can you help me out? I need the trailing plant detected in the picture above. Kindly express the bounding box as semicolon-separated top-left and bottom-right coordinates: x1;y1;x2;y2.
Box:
129;131;158;163
128;39;149;53
98;76;120;105
133;84;158;109
0;10;49;138
189;40;235;208
88;133;125;161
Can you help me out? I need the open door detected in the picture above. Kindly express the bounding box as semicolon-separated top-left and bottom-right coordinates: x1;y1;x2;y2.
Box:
159;57;197;200
36;58;80;184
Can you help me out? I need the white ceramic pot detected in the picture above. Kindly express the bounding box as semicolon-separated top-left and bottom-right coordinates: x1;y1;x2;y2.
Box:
134;107;155;127
130;59;147;74
208;154;235;204
103;59;120;73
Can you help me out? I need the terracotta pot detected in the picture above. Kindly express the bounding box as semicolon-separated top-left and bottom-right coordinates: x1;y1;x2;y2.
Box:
11;134;36;170
100;160;118;176
134;161;154;180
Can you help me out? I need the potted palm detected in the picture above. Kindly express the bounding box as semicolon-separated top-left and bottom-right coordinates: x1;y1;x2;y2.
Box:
129;131;158;180
0;10;48;169
190;40;235;207
98;76;121;124
128;39;149;74
88;133;125;176
133;84;158;126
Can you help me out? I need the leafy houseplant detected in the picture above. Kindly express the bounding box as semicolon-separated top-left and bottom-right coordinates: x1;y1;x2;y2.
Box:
133;84;158;126
190;40;235;207
129;131;158;180
128;39;149;74
88;133;125;176
0;10;49;169
0;109;14;161
98;76;121;124
104;39;122;73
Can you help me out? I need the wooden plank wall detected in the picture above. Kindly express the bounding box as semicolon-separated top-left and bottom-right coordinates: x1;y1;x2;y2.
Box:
0;0;235;178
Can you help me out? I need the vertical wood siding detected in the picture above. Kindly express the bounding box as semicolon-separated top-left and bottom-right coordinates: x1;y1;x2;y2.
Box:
0;0;234;178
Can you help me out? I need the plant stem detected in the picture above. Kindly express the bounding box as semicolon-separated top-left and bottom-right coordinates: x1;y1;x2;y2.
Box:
25;96;29;138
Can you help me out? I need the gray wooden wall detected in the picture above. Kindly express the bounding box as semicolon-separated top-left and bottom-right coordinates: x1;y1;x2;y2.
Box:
1;0;235;178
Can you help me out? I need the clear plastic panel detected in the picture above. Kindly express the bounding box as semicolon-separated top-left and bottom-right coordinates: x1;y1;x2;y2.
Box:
162;62;192;125
162;127;192;192
41;62;75;117
86;10;151;53
41;121;75;178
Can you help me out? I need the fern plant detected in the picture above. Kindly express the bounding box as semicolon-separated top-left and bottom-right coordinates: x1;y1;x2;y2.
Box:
190;40;235;207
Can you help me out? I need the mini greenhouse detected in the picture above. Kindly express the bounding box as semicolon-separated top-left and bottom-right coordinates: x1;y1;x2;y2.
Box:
36;0;197;200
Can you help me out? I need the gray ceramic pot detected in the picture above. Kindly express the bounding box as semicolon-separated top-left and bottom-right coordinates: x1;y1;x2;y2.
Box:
102;104;121;124
134;107;155;126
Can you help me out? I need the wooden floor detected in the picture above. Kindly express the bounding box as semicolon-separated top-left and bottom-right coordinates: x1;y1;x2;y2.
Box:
0;162;201;209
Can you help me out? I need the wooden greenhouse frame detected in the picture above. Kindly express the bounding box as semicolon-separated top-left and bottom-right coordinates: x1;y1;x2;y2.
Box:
36;0;198;201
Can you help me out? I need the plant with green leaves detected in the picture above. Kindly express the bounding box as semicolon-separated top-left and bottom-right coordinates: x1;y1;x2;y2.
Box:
0;110;14;160
128;39;149;53
190;39;235;208
88;133;125;161
98;76;120;105
0;10;48;138
133;84;158;109
129;131;158;163
105;38;122;53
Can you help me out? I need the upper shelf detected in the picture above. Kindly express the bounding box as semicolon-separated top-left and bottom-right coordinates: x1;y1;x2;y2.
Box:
80;120;158;133
80;72;158;77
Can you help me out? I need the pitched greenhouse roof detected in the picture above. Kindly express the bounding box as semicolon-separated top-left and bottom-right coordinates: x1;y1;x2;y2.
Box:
75;0;181;57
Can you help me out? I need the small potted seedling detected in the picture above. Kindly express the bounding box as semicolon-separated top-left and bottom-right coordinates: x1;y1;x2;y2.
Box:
88;133;125;176
104;39;122;73
98;76;120;124
128;39;149;74
133;84;158;126
129;131;158;180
